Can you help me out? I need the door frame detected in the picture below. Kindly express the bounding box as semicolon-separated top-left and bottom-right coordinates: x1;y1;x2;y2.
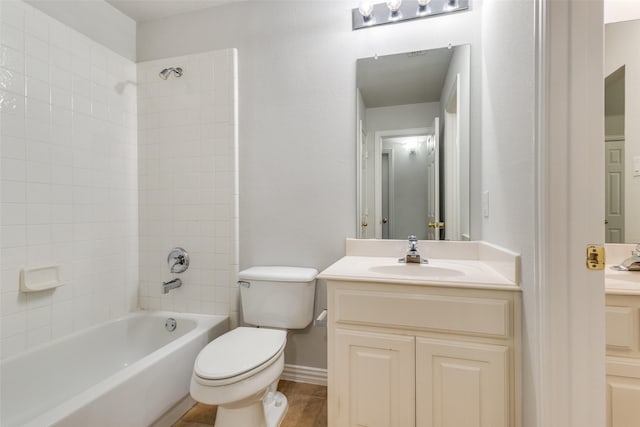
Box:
381;148;395;239
356;118;366;238
374;127;429;239
425;118;440;241
536;0;605;426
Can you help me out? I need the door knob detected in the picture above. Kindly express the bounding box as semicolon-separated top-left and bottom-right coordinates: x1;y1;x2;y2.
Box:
428;222;445;228
382;217;389;224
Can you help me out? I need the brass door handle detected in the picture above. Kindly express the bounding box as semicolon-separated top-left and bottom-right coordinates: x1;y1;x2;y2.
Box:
428;222;445;228
361;221;368;227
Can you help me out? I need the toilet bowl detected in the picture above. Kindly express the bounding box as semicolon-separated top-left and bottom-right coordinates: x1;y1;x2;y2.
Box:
190;327;288;427
190;266;318;427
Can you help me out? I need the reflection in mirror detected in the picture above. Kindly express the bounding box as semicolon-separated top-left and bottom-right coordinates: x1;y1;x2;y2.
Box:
356;45;470;240
605;20;640;243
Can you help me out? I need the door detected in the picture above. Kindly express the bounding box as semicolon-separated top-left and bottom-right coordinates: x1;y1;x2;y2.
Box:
381;151;391;239
605;138;625;242
443;78;460;241
426;117;441;240
416;337;510;427
334;329;415;427
358;119;368;238
607;375;640;427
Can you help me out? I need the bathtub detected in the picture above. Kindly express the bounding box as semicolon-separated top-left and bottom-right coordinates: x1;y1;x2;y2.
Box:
0;311;228;427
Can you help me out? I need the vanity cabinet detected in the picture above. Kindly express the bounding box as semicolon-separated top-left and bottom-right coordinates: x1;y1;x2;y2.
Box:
606;293;640;427
327;280;520;427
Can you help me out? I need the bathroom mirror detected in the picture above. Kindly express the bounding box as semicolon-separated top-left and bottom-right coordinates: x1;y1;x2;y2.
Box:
605;20;640;243
356;45;470;240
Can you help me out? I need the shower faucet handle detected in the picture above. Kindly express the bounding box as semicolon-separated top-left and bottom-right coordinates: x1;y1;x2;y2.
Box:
168;247;190;273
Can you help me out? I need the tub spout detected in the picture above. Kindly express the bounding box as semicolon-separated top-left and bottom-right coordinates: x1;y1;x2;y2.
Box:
161;278;182;294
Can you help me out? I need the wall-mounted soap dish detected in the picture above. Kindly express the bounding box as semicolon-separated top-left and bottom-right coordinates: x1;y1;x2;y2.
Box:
20;265;64;292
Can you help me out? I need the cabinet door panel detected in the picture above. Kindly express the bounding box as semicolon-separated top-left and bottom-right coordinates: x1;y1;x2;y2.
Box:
334;329;415;427
416;338;509;427
606;306;637;351
607;376;640;427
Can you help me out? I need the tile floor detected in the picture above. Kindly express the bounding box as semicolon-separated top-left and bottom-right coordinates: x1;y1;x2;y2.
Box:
173;380;327;427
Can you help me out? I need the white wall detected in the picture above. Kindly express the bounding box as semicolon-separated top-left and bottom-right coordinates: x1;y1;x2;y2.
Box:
605;114;624;136
137;0;483;370
365;102;441;134
0;0;138;358
605;20;640;242
136;50;239;323
480;0;536;425
24;0;136;60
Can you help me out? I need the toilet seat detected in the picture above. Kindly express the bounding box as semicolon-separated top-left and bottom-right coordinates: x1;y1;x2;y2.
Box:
193;327;286;387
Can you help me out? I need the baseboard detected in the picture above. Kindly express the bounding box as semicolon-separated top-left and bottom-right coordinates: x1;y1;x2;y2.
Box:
281;363;328;386
151;394;196;427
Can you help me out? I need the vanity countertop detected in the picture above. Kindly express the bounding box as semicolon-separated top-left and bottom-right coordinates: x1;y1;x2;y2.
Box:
318;255;520;291
605;265;640;295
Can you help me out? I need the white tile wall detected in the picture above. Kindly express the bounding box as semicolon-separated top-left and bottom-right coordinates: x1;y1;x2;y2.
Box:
0;0;138;359
137;50;239;326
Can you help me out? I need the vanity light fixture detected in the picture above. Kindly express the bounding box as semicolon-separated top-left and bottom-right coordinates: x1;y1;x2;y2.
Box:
353;0;469;30
359;0;375;24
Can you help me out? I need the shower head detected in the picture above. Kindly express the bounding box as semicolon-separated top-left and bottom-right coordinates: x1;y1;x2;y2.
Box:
159;67;183;80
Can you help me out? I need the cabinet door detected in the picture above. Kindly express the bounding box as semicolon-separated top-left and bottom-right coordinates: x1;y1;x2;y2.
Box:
607;376;640;427
606;306;637;352
416;338;509;427
333;329;415;427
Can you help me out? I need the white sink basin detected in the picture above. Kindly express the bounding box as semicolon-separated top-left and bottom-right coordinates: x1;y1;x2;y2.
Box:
605;266;640;294
606;272;640;283
342;257;512;285
318;255;518;288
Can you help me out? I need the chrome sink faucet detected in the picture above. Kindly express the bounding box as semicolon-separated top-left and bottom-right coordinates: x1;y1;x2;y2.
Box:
399;235;428;264
614;244;640;271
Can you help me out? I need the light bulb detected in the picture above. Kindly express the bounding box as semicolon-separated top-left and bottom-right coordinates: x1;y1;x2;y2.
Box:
386;0;402;13
445;0;458;10
417;0;430;6
358;1;374;18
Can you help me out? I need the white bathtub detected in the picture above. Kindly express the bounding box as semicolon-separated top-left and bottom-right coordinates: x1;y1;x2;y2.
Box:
0;311;228;427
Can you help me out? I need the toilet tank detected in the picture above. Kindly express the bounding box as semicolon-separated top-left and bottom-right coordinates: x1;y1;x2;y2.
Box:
238;266;318;329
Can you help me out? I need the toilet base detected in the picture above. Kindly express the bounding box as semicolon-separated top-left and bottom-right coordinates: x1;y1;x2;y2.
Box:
213;390;288;427
264;391;288;427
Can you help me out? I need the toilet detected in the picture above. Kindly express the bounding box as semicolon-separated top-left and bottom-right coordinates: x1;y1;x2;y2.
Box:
190;266;318;427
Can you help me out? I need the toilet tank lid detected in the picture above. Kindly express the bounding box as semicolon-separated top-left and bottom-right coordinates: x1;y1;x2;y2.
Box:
238;266;318;282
